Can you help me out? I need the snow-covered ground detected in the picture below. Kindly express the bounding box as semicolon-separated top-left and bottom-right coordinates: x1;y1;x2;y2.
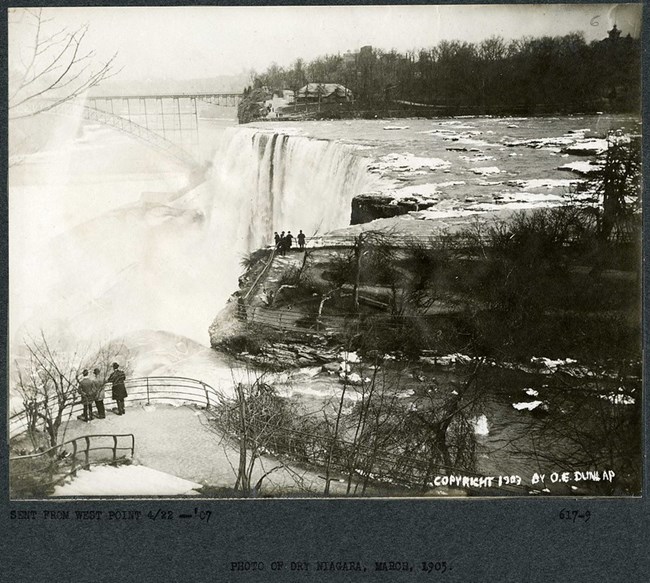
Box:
58;403;352;496
53;464;202;496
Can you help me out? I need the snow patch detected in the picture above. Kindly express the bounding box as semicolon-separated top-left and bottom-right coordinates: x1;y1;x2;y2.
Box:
557;161;603;176
472;414;489;436
52;464;202;496
471;167;501;176
564;139;608;155
368;153;451;175
419;353;471;366
508;178;579;189
530;357;578;372
339;351;361;363
460;155;495;163
512;401;544;411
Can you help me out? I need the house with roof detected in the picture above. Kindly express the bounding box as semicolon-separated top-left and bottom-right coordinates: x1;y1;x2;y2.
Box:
296;83;353;103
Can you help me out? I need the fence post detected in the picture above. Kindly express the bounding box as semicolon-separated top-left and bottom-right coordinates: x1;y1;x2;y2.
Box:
112;436;118;461
146;378;150;405
84;436;90;469
71;439;78;472
202;382;210;410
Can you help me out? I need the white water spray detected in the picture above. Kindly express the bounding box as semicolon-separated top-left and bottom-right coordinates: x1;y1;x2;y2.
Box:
208;126;379;250
10;123;378;348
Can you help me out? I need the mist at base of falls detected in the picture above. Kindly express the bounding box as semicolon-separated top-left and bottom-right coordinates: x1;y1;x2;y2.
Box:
9;115;378;354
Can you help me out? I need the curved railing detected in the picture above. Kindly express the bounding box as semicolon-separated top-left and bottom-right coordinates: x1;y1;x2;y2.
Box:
9;376;224;439
122;376;224;409
10;433;135;497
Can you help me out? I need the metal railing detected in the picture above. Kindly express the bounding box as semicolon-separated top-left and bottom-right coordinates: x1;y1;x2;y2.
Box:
10;433;135;496
123;376;224;409
9;376;224;439
242;248;277;303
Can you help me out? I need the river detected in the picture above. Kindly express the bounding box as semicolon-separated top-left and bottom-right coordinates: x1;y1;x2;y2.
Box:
8;109;639;493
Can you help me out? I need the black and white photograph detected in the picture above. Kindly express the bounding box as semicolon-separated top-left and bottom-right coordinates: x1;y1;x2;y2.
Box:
7;3;643;500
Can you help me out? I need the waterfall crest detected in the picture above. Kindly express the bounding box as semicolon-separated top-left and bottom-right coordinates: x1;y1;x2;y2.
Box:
11;125;377;347
208;127;378;251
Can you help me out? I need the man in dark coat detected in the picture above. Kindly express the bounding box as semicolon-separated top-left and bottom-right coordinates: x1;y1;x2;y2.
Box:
93;368;106;419
297;230;306;250
286;231;294;250
108;362;127;415
77;369;95;422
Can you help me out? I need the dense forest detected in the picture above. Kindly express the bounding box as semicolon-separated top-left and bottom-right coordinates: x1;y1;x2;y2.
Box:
250;27;640;115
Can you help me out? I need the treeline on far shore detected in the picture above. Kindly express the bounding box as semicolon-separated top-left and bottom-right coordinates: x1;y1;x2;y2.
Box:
251;29;641;116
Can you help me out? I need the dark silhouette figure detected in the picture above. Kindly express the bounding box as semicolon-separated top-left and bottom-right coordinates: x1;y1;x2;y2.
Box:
108;362;127;415
77;369;95;422
274;232;280;246
276;231;286;255
93;368;106;419
286;231;294;250
297;230;306;250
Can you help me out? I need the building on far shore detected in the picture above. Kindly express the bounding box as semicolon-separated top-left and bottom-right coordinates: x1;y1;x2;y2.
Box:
296;83;353;104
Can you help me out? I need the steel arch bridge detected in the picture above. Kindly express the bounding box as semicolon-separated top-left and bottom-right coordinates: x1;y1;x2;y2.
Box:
50;93;242;168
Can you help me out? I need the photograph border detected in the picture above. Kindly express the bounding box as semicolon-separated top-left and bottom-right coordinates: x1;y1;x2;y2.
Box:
1;1;648;580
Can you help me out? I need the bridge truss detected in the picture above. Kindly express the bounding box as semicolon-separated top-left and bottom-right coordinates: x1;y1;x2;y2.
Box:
47;92;242;168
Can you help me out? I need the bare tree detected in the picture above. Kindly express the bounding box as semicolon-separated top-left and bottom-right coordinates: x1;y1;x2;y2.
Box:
9;8;118;120
14;331;90;450
212;375;303;496
13;333;133;451
507;372;641;495
592;133;641;244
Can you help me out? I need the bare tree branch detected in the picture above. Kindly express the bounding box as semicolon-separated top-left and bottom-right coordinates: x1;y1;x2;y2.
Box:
9;9;119;120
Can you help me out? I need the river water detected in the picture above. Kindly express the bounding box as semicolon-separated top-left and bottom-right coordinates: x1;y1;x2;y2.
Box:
10;111;637;347
9;110;639;492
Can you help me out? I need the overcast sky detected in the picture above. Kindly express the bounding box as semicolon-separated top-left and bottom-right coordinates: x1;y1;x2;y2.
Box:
8;4;643;81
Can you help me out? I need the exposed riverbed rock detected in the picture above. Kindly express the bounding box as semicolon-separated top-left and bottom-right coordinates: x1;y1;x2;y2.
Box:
351;193;436;224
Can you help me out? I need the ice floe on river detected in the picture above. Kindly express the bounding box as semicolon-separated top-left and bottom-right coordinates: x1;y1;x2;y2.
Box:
368;152;451;176
507;178;579;189
471;166;502;176
557;160;603;176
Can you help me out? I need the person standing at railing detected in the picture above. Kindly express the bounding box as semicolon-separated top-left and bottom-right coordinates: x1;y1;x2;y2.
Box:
108;362;127;416
93;368;106;419
277;231;286;256
77;370;95;422
297;230;306;250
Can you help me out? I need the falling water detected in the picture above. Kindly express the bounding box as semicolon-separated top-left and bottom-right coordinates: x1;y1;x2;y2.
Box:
10;123;379;348
208;126;380;251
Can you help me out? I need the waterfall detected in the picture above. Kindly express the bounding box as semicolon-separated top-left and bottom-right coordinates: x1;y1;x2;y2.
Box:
208;126;379;252
10;124;378;348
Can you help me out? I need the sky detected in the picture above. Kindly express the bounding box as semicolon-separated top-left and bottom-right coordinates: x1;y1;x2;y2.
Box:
8;4;643;82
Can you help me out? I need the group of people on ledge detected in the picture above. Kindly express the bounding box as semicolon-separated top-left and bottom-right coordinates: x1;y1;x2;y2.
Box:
77;362;127;422
274;230;306;255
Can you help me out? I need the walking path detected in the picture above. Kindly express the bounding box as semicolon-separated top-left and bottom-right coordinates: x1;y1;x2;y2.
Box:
60;403;349;496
